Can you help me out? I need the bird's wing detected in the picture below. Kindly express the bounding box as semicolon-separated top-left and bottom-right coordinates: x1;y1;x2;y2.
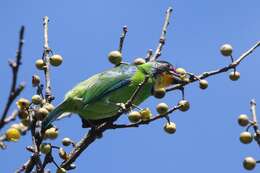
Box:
65;64;137;104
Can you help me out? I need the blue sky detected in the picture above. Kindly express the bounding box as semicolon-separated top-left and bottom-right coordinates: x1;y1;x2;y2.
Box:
1;0;260;172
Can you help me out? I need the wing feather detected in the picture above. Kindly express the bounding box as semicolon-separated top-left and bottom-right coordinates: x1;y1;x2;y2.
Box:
65;64;136;104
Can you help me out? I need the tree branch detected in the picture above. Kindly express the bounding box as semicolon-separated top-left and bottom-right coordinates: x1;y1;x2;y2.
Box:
118;26;128;53
0;26;25;129
150;7;173;61
166;41;260;92
42;16;53;103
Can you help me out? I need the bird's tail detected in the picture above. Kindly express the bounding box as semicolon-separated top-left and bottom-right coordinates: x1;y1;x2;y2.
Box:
42;101;68;130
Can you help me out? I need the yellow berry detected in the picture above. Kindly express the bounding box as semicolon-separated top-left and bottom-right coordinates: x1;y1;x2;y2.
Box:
32;95;42;105
178;100;190;112
56;168;67;173
50;54;63;66
10;124;23;132
18;109;29;119
156;103;169;115
10;123;25;134
134;58;146;65
153;88;166;99
62;137;72;146
59;148;68;160
21;117;30;126
164;122;176;134
220;44;233;56
140;108;152;121
43;103;55;112
128;111;141;123
238;114;249;127
176;68;186;76
108;51;122;65
5;128;21;141
229;71;240;81
243;157;256;170
35;108;49;120
35;59;45;70
32;75;41;87
240;131;253;144
199;80;208;89
16;98;30;110
44;127;58;139
40;143;51;154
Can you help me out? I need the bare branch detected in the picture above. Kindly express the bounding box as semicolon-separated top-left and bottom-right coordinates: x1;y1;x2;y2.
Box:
145;49;153;62
150;7;173;61
42;16;53;103
118;26;128;53
166;41;260;92
110;105;181;129
251;99;257;124
0;26;25;129
60;128;97;170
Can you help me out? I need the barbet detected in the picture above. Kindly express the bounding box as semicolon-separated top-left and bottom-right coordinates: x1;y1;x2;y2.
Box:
42;60;182;129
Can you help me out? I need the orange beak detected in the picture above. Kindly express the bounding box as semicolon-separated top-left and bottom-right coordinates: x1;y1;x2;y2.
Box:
155;72;175;89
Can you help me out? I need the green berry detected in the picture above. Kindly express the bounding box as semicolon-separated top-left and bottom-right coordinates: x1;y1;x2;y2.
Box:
134;58;145;65
199;80;208;89
56;168;67;173
140;108;152;121
238;114;249;127
50;54;63;66
35;108;49;120
44;127;58;139
153;88;166;99
35;59;45;70
43;103;55;112
240;132;253;144
128;111;141;123
62;137;72;146
229;71;240;81
40;143;51;154
156;103;169;115
32;95;42;105
243;157;256;170
220;44;233;56
32;75;41;87
108;51;122;65
164;122;176;134
178;100;190;112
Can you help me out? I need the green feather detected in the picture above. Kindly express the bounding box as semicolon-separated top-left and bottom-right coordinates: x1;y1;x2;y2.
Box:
42;62;155;129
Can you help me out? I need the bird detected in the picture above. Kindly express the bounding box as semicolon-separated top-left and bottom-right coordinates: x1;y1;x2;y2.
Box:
42;60;182;130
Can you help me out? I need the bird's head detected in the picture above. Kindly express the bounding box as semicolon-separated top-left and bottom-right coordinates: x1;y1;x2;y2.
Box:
150;60;183;89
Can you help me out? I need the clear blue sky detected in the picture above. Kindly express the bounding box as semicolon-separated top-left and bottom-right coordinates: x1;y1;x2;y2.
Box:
1;0;260;172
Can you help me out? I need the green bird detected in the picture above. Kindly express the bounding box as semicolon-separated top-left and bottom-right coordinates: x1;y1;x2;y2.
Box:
42;60;182;129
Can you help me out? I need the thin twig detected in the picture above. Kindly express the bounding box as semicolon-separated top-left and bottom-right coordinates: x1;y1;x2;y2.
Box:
125;75;150;109
3;110;18;124
251;99;257;123
110;105;181;129
150;7;173;61
0;26;25;129
18;16;53;173
250;99;260;146
43;16;53;103
166;41;260;92
60;128;97;170
145;49;153;62
118;26;128;53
